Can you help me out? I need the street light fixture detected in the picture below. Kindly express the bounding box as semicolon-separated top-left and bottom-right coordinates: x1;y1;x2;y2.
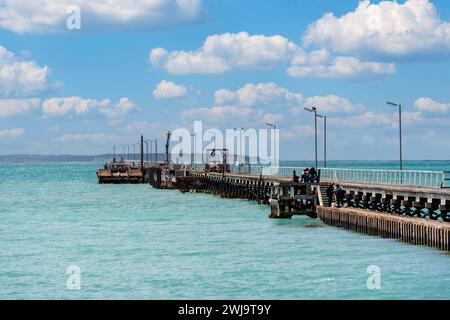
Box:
387;101;403;173
234;128;244;169
304;107;319;169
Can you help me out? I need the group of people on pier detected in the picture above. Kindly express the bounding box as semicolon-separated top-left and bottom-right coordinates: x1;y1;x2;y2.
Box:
300;167;319;183
326;184;345;207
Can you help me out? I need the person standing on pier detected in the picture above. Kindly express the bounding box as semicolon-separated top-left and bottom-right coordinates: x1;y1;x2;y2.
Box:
326;184;334;207
335;185;344;208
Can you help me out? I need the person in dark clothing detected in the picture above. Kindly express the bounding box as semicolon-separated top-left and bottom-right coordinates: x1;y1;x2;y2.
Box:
308;167;318;183
335;185;345;207
301;168;309;183
293;170;300;183
326;184;334;207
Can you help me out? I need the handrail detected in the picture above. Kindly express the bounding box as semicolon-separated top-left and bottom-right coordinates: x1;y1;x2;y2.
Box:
320;168;445;189
191;163;446;189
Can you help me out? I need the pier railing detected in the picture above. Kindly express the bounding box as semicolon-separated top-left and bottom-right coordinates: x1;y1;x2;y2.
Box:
192;164;446;188
319;168;445;189
203;164;446;188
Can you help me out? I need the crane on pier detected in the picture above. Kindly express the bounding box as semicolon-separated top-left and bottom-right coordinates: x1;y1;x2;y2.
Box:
165;131;172;164
205;148;230;176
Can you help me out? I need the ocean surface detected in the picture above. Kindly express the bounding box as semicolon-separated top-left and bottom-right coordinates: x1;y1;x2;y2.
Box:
0;161;449;300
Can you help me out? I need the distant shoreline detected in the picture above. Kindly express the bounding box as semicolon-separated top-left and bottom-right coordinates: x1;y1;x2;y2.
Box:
0;155;449;163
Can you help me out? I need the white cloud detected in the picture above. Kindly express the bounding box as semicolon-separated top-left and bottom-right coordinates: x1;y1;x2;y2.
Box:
53;132;117;143
0;98;41;118
415;97;450;113
261;113;285;124
0;0;204;33
329;111;423;128
287;56;396;78
151;31;398;79
216;82;364;115
181;105;257;121
281;124;315;140
0;45;54;97
153;80;187;100
291;95;365;114
180;105;284;127
0;128;25;139
302;0;450;58
150;32;299;74
42;96;137;118
100;97;138;119
214;82;304;107
42;96;109;116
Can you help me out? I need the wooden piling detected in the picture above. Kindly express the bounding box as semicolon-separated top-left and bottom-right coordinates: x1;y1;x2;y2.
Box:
317;206;450;251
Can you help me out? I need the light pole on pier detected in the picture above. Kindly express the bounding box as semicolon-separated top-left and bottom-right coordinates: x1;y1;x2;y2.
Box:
265;123;277;167
316;114;327;168
145;139;151;162
146;139;158;163
304;107;318;169
387;101;403;173
234;128;244;170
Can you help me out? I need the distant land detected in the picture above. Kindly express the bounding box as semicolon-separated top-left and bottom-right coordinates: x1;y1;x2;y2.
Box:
0;154;165;162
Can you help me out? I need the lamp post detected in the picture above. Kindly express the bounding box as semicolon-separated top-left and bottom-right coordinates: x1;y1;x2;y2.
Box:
144;140;149;162
304;107;318;169
234;128;244;170
145;139;151;162
316;114;327;168
191;133;195;166
387;101;403;176
265;123;277;168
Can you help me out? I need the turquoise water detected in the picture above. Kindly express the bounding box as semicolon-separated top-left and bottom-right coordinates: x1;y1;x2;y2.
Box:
0;162;449;300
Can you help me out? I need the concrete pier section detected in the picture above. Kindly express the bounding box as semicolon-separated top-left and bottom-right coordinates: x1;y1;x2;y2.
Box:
317;206;450;251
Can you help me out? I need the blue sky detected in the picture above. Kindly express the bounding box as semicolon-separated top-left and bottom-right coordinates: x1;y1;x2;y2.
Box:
0;0;450;160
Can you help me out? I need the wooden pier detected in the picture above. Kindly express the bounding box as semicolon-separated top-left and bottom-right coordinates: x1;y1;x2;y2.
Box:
96;136;450;252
